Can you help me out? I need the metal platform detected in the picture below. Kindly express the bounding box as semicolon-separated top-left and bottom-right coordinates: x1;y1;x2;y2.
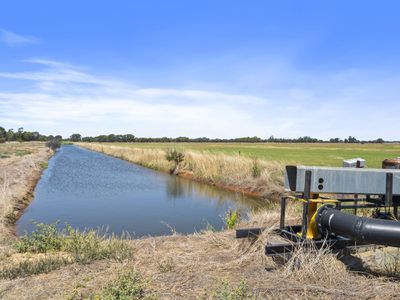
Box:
236;225;367;256
264;225;367;256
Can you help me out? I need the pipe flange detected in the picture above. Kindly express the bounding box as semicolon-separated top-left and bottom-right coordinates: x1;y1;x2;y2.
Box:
316;204;335;237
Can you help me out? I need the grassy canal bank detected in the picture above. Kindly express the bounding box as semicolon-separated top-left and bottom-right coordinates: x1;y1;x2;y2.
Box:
1;142;400;299
92;142;400;168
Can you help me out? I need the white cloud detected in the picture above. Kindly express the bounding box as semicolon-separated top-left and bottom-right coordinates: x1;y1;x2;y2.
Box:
1;58;400;140
0;29;39;46
0;60;267;138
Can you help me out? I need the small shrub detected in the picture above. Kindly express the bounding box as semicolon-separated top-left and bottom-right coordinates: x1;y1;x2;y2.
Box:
16;222;133;264
104;238;135;262
14;149;31;156
201;279;256;300
4;212;17;224
225;210;240;230
251;157;261;178
62;225;104;264
16;221;63;253
380;249;400;277
99;269;155;300
165;148;185;173
157;257;175;273
0;153;10;159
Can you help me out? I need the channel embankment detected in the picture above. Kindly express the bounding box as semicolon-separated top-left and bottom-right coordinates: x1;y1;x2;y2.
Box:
0;142;52;249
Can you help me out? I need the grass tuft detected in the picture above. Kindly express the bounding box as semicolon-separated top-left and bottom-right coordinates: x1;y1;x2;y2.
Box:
201;279;256;300
16;222;134;264
14;149;32;157
157;257;175;273
225;210;240;230
16;221;62;253
96;269;156;300
4;222;135;278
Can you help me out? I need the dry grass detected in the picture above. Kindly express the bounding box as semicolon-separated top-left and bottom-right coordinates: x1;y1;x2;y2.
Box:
0;142;52;251
1;203;400;299
77;143;284;199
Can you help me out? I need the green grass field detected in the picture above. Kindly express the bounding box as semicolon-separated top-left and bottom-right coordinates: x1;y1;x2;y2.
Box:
105;142;400;168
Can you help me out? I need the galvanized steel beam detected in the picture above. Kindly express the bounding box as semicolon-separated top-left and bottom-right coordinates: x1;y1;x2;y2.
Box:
285;166;400;195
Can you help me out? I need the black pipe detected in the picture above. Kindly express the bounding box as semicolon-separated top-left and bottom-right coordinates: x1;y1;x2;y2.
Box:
316;206;400;247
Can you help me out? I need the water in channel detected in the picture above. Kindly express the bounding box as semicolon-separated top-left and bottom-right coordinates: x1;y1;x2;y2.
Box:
17;145;268;237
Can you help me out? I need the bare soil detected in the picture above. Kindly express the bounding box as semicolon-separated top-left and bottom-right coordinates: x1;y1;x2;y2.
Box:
0;142;52;250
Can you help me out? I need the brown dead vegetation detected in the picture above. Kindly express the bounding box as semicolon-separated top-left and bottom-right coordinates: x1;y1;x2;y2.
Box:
2;214;400;299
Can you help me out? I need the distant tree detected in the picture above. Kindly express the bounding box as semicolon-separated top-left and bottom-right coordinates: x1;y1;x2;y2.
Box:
175;136;190;142
345;136;359;143
125;134;135;142
70;133;82;142
7;129;15;141
31;131;40;141
0;127;6;143
46;139;61;151
329;137;342;143
15;127;24;142
234;136;262;143
107;134;116;142
22;131;33;141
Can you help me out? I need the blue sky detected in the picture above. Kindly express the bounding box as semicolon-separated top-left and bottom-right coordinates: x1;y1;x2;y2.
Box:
1;1;400;139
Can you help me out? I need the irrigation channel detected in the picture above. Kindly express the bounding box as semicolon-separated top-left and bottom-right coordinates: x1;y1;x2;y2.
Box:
17;145;268;237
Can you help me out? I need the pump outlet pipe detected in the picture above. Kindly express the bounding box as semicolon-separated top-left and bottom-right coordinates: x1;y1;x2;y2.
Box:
316;206;400;247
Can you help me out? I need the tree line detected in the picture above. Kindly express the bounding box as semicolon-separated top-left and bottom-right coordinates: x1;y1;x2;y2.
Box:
0;127;388;144
0;127;62;143
69;133;387;144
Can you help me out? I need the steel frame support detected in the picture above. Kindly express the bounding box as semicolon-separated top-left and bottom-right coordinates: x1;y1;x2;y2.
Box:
265;225;368;256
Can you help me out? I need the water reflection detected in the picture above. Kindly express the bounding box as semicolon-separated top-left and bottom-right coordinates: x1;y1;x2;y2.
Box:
166;176;268;212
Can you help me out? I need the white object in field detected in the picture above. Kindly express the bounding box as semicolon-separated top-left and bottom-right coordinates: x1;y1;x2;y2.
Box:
343;158;366;168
